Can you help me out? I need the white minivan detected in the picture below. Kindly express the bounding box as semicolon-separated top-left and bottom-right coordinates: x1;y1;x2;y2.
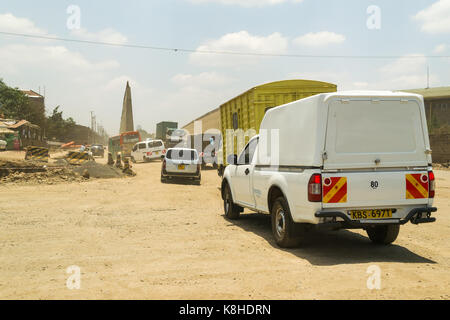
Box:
131;139;166;163
222;91;437;247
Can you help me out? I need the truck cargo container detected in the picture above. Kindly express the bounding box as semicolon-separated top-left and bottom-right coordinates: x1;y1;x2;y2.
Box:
156;121;178;141
218;80;337;175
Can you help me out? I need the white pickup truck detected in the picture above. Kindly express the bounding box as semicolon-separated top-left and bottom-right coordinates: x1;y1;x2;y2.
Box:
221;91;437;248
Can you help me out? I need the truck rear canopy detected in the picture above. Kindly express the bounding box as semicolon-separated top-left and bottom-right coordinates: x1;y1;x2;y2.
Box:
324;97;429;169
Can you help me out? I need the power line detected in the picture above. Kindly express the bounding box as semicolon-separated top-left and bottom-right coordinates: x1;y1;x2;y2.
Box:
1;30;450;60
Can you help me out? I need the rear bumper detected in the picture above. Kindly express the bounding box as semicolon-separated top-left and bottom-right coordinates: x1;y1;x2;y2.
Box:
162;169;200;179
315;207;437;228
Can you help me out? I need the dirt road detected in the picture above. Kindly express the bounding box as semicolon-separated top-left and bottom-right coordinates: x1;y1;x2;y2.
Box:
0;152;449;299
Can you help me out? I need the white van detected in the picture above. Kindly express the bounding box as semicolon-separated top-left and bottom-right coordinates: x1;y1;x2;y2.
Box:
222;91;437;247
131;139;166;163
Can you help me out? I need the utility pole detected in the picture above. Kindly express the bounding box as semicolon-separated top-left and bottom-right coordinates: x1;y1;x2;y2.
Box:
90;111;95;144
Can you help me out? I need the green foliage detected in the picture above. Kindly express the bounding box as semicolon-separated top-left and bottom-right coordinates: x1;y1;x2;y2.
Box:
0;79;46;128
46;106;76;140
136;125;153;140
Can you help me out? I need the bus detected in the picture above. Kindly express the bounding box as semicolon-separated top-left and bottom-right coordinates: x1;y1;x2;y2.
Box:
108;131;141;159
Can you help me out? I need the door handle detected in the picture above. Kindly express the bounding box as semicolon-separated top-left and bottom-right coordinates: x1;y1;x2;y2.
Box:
245;168;250;175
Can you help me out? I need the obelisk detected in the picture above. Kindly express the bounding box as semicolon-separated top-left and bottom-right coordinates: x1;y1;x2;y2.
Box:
120;81;134;133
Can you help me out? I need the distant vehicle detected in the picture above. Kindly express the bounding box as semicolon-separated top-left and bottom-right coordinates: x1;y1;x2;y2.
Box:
156;121;178;141
161;148;201;185
131;139;166;163
108;131;141;158
0;139;6;151
222;91;436;248
90;144;105;158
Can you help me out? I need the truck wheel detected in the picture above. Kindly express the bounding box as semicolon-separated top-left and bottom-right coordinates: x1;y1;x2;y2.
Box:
366;225;400;245
271;197;302;248
131;156;136;163
161;175;167;183
223;184;241;220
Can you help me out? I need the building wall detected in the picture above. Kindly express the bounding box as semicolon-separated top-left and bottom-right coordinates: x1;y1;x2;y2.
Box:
429;133;450;163
425;98;450;132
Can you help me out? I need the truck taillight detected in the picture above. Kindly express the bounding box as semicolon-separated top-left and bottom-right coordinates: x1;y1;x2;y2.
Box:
162;149;166;154
428;170;435;198
308;174;322;202
147;152;152;156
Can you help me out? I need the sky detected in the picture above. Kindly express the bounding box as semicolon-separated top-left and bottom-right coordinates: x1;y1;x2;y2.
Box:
0;0;449;135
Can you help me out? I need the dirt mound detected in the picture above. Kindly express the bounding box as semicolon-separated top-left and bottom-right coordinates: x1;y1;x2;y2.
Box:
0;159;43;168
1;167;85;184
0;158;126;184
72;161;124;179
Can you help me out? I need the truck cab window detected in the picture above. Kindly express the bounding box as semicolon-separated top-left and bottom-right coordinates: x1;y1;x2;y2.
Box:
238;138;258;165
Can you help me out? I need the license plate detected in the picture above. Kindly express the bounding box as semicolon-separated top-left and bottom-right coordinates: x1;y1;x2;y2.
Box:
178;164;185;170
349;209;393;220
155;151;159;155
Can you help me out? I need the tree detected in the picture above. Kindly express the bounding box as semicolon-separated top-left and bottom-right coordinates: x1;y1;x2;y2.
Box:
0;79;46;128
46;106;76;140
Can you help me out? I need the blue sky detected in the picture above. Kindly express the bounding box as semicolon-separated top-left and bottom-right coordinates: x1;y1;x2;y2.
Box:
0;0;449;134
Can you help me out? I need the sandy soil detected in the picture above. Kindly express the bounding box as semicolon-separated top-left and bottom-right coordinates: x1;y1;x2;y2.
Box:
0;151;449;299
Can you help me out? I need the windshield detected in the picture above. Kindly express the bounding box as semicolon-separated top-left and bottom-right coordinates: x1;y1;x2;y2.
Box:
122;134;140;144
166;149;198;161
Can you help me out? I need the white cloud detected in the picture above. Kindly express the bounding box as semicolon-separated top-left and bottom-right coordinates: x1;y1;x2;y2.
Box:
377;54;435;89
433;43;447;54
71;28;128;45
190;30;288;66
187;0;303;7
292;31;345;47
414;0;450;34
0;13;47;36
380;54;427;77
172;72;233;88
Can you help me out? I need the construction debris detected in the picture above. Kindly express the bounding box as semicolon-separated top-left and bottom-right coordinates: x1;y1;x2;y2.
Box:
1;167;85;184
0;157;128;184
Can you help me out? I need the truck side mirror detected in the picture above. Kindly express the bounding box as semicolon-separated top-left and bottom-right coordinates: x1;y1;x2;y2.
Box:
227;154;238;165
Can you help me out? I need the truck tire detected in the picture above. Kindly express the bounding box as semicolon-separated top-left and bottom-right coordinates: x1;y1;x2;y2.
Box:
271;197;302;248
366;225;400;245
223;184;241;220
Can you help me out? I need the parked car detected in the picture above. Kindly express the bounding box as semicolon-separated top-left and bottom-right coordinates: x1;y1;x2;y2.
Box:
161;148;201;184
90;144;105;158
221;91;437;248
0;139;6;151
131;139;166;163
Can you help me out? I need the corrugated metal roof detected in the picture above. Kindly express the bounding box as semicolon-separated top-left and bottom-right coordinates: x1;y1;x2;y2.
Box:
21;90;43;98
399;86;450;99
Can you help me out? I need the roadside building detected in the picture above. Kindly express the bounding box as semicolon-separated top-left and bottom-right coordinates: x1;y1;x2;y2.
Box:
182;108;220;135
0;119;44;149
400;87;450;163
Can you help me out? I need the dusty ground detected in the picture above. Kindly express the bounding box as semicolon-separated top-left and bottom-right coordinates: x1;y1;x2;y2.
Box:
0;150;449;300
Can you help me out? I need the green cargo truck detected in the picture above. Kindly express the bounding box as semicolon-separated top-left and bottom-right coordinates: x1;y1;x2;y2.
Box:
218;80;337;176
156;122;178;141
